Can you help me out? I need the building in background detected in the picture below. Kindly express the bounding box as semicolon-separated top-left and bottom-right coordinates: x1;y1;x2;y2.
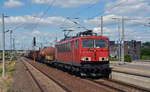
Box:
109;40;141;60
109;41;118;58
124;40;141;60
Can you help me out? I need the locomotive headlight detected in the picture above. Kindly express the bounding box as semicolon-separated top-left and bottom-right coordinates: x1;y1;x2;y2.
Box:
99;57;109;61
81;57;85;61
81;57;91;61
99;57;102;61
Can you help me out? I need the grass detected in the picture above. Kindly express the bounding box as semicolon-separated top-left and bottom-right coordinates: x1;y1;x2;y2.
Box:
0;53;2;60
0;60;16;92
7;61;16;73
141;56;150;60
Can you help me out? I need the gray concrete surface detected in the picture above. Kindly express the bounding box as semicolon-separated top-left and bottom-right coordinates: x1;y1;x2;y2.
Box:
111;71;150;89
110;60;150;72
110;61;150;89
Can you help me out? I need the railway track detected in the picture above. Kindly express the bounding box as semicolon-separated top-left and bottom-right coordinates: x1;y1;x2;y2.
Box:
108;79;150;92
22;58;71;92
22;57;117;92
112;70;150;78
87;78;150;92
22;61;44;92
22;57;150;92
111;70;150;89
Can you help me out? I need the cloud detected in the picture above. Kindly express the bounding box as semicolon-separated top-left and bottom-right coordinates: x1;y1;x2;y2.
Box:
104;0;150;16
32;30;41;36
1;14;150;46
93;27;119;38
93;27;114;34
30;0;107;8
84;15;121;27
1;15;73;30
84;15;149;28
128;29;149;41
4;0;24;8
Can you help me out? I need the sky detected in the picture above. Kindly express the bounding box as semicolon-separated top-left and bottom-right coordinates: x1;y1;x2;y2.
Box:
0;0;150;50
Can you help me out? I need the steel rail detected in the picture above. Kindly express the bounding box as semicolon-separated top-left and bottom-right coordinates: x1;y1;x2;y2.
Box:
88;78;150;92
106;79;150;92
88;79;126;92
112;70;150;78
22;58;72;92
22;60;44;92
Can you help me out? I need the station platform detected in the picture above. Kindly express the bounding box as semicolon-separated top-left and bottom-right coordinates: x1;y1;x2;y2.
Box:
110;61;150;89
110;61;150;77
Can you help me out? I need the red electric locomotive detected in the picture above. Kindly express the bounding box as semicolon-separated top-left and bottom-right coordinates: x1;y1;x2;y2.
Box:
54;30;111;77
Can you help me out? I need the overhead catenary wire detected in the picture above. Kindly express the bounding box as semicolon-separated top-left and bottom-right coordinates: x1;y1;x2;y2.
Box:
121;18;149;27
59;17;89;33
59;0;129;33
87;0;128;20
3;0;56;50
33;0;56;30
8;0;55;31
69;2;98;18
59;1;102;32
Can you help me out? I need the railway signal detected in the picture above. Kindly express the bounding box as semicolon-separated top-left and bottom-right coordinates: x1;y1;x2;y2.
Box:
33;37;36;46
33;37;36;62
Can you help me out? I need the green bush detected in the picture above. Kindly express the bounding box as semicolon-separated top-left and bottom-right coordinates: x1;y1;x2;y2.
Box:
110;57;118;61
141;48;150;56
125;55;132;62
141;56;150;60
0;53;2;60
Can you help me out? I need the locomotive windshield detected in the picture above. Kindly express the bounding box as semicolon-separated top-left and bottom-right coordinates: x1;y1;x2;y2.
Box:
82;39;94;48
82;39;107;48
95;39;107;48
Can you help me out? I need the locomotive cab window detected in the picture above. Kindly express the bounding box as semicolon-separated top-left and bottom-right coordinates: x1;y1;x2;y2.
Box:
82;39;108;48
82;39;94;48
95;39;107;48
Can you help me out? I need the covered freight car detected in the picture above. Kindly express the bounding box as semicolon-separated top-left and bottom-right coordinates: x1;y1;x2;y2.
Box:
29;51;40;60
39;46;55;63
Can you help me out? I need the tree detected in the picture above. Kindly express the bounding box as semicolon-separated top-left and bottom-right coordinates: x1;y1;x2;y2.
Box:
125;55;132;62
142;42;150;48
141;42;150;60
141;48;150;56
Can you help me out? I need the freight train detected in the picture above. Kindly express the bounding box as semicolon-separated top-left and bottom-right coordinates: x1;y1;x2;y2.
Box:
26;30;111;77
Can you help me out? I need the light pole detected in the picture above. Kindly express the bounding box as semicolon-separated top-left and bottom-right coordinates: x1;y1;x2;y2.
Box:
12;38;15;55
10;30;13;53
112;18;121;64
101;16;103;36
1;14;10;77
121;16;125;64
112;17;125;64
2;14;5;77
